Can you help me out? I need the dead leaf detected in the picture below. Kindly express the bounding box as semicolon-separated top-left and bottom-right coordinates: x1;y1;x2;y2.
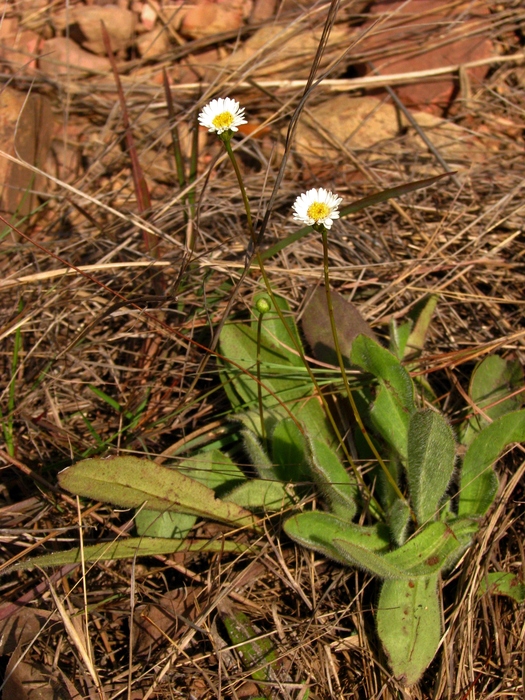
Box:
3;646;67;700
140;1;159;31
0;88;54;229
236;682;260;697
302;286;377;367
138;149;177;184
249;0;276;23
237;123;271;138
0;17;40;75
133;586;204;654
358;0;494;112
15;0;51;31
158;3;186;33
292;94;398;163
52;5;137;56
175;47;221;83
39;37;111;77
46;133;82;185
399;109;484;166
0;608;55;656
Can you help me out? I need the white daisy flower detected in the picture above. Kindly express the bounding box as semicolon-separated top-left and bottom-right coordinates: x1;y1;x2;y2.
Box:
198;97;247;135
292;188;342;229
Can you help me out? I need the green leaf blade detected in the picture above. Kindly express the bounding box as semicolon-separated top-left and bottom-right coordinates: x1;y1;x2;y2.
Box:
462;355;524;446
11;537;248;572
351;335;416;461
307;436;357;522
271;418;309;483
459;410;525;517
384;522;460;576
377;575;441;685
135;509;196;539
58;456;256;529
407;409;456;525
284;511;394;576
225;479;294;512
478;572;525;602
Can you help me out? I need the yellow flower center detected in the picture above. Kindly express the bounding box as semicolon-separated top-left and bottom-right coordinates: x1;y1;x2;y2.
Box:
212;111;234;130
307;202;330;221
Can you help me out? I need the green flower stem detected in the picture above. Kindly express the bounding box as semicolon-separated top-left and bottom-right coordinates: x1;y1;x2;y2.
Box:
256;311;266;445
220;139;377;509
222;137;255;244
320;226;406;508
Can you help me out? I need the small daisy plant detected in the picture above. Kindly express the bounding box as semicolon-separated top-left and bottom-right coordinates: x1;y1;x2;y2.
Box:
22;86;523;696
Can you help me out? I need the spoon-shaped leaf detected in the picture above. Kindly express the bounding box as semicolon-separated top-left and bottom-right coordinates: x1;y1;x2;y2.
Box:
307;436;357;522
284;511;392;575
377;575;440;686
461;355;524;446
407;409;456;525
384;521;460;576
59;456;257;529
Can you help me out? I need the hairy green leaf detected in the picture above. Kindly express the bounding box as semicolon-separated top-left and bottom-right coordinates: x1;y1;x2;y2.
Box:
242;428;276;480
180;449;245;494
404;295;438;359
459;410;525;517
332;538;409;579
478;572;525;602
135;450;244;539
384;522;460;576
462;355;524;446
307;436;357;522
252;292;303;367
59;456;256;529
219;322;333;443
389;319;412;361
377;575;441;686
225;479;294;512
271;418;310;483
11;537;247;572
351;334;415;461
135;509;196;539
407;410;456;525
284;511;391;572
388;499;411;546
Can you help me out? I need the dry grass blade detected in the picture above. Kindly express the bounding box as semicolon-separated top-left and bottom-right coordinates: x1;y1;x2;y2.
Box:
44;574;105;698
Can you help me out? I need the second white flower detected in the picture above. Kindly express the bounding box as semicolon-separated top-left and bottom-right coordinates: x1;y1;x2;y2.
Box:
292;188;342;229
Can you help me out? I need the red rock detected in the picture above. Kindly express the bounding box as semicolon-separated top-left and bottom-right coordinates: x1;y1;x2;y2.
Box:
0;88;54;232
0;17;40;75
357;0;494;113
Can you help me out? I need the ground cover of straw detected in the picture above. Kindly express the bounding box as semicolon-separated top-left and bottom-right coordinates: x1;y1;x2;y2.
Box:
1;2;525;699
